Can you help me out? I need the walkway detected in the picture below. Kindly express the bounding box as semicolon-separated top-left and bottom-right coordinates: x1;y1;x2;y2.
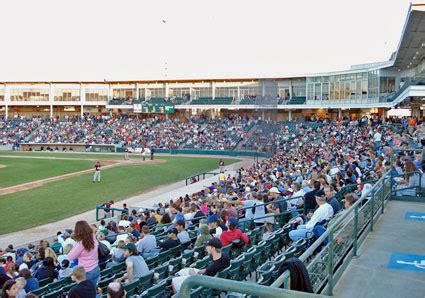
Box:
333;200;425;298
0;157;253;248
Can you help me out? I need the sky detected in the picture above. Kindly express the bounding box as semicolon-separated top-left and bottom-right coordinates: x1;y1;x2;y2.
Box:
0;0;411;81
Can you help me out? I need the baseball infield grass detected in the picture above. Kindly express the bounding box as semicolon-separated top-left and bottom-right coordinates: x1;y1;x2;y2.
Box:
0;155;239;235
0;157;93;187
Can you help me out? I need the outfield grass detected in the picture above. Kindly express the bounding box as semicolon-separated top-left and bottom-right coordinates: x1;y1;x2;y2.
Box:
0;156;239;235
0;158;93;187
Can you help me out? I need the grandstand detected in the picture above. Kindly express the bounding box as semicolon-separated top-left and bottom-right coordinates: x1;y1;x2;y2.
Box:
0;2;424;298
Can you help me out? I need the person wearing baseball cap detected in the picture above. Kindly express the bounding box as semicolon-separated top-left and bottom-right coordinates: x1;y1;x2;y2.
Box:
116;243;149;284
171;237;230;294
158;226;181;251
219;217;249;247
207;215;223;238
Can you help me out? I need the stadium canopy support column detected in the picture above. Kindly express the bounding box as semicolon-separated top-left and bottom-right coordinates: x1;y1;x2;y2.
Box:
288;110;292;121
5;105;8;119
81;105;84;117
50;105;53;118
338;109;342;120
381;109;387;124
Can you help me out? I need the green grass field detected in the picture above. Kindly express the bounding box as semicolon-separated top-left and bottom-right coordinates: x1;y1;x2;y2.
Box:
0;158;93;187
0;154;239;235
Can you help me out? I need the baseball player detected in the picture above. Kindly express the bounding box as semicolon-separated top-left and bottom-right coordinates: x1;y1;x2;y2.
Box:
93;161;101;182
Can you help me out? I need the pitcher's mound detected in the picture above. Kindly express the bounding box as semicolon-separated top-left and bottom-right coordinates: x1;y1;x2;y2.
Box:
0;164;6;169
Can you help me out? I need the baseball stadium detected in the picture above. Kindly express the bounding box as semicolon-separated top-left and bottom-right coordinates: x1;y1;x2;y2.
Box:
0;1;424;298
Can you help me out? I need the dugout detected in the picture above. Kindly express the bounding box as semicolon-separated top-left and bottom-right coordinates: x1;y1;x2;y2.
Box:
19;143;116;153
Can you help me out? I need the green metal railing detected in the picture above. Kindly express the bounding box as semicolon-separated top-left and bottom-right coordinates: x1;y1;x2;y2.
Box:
271;173;392;295
180;171;393;296
185;171;218;186
180;275;326;298
95;206;129;221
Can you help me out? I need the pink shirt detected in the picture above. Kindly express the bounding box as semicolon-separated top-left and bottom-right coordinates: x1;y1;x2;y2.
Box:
68;235;98;272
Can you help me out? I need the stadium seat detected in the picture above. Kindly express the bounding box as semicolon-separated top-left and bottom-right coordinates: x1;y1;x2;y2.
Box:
138;271;154;292
181;249;194;266
98;275;116;292
257;263;276;286
157;250;170;264
193;245;206;259
48;277;71;291
168;256;182;275
241;247;256;280
112;262;127;275
43;288;64;298
153;262;169;282
30;285;50;296
100;266;114;277
228;255;244;281
190;286;204;298
38;277;53;287
169;245;182;258
140;280;170;298
123;279;140;297
145;255;159;269
293;238;307;258
282;245;297;259
222;243;233;256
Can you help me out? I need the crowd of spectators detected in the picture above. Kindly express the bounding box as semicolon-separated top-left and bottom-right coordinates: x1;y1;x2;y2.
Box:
0;116;422;297
0;114;255;151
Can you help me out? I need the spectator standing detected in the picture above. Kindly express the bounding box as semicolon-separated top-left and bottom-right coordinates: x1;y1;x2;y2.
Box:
68;221;100;287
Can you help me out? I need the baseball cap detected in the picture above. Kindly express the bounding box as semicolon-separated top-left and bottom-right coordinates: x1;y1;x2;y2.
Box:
207;215;219;224
167;226;178;235
228;217;239;228
269;187;280;194
123;243;137;253
206;237;222;249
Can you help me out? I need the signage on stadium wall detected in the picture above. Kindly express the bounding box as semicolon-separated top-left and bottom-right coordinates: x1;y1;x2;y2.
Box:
133;103;174;114
133;104;142;113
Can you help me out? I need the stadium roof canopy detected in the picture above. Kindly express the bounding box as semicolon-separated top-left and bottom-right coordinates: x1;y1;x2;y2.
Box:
389;3;425;71
1;3;425;85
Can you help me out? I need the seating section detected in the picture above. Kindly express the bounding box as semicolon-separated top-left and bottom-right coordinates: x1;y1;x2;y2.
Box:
287;96;306;105
191;97;233;105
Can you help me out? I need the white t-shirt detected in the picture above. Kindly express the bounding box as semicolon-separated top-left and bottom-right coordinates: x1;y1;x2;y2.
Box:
62;238;76;252
253;200;266;223
289;190;305;209
305;203;334;230
373;132;382;142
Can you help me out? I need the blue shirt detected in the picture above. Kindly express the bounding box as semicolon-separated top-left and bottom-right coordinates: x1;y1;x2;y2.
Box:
25;277;40;293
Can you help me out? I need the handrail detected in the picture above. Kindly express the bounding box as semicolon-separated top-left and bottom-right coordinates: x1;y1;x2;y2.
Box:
185;171;218;186
179;275;327;298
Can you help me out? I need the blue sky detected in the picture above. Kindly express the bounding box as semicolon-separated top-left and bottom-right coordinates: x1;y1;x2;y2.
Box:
0;0;410;81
